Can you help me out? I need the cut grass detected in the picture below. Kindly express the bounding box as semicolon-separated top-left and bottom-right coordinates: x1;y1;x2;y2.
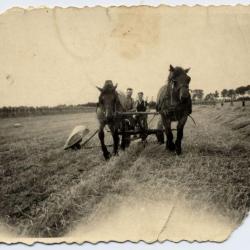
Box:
0;103;249;237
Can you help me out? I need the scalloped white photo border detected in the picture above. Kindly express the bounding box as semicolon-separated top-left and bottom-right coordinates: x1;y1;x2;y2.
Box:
0;0;250;13
0;0;249;250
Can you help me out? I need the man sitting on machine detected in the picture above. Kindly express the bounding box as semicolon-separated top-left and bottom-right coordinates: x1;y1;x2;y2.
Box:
135;92;148;140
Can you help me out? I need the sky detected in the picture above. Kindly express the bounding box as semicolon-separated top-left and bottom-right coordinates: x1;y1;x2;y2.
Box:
0;5;250;107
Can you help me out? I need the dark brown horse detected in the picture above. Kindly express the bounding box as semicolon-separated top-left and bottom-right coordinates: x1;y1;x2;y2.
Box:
96;80;129;160
156;65;192;155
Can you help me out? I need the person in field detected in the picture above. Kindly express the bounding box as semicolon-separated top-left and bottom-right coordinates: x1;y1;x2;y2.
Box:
135;92;148;141
124;88;136;129
135;92;148;129
124;88;135;112
135;92;147;112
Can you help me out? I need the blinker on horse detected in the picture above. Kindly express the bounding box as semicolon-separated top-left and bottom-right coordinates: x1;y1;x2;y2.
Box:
156;65;192;155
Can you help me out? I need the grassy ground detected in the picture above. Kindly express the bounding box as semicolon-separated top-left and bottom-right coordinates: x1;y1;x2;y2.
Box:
0;102;249;237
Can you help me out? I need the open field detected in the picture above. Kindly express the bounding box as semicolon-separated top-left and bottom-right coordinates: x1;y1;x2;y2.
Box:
0;102;249;240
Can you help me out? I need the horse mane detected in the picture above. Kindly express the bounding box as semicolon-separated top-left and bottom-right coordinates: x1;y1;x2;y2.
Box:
102;81;115;93
156;85;169;111
116;90;127;111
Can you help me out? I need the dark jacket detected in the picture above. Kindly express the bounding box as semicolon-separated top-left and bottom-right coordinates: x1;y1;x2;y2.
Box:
136;100;147;112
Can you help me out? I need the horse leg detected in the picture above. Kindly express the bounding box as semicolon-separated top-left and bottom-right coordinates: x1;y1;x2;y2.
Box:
111;126;119;156
165;117;175;151
121;135;126;150
175;116;187;155
98;127;111;160
120;120;126;150
125;133;131;148
156;118;164;144
141;116;148;142
121;134;130;149
121;119;130;150
137;116;146;141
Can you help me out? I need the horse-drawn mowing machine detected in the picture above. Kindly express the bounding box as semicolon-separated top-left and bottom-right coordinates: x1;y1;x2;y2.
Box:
64;65;194;158
63;110;165;152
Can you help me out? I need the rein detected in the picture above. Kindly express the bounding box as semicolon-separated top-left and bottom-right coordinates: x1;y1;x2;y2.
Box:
188;114;197;126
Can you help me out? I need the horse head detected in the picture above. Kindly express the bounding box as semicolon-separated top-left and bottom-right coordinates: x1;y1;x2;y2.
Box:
168;64;191;104
96;80;118;123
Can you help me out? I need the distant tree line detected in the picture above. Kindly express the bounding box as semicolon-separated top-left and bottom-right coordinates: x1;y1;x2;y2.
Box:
191;84;250;105
1;84;249;118
0;103;96;118
220;85;250;102
0;101;160;118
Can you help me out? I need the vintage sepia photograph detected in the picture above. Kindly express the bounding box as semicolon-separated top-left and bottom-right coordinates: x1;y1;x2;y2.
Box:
0;4;249;244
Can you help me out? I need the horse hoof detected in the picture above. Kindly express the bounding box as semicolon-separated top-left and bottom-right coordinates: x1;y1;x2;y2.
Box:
104;152;111;160
175;145;182;155
175;149;182;155
166;142;175;151
156;134;164;143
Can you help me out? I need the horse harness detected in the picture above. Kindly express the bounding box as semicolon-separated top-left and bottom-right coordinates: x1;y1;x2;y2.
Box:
160;80;194;123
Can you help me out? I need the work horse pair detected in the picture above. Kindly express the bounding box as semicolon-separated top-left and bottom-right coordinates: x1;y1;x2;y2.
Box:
96;65;192;160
